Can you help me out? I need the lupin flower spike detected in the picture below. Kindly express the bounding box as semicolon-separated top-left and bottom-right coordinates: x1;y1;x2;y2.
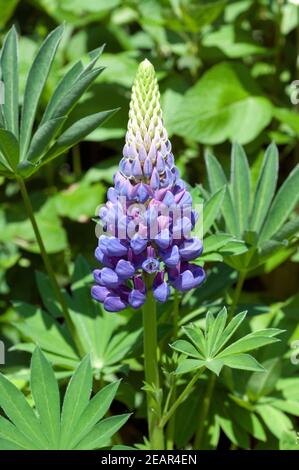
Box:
92;59;205;312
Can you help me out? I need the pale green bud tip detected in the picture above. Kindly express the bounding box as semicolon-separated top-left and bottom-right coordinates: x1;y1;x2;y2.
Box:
137;58;155;78
128;59;162;140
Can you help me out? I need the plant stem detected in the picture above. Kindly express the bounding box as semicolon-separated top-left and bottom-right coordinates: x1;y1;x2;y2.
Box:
17;177;84;357
165;291;180;450
142;278;164;450
194;373;216;449
159;368;204;429
228;270;247;322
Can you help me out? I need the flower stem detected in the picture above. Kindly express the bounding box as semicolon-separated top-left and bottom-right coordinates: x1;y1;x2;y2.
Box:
142;277;164;449
17;177;84;357
166;291;180;450
159;367;205;429
194;373;216;449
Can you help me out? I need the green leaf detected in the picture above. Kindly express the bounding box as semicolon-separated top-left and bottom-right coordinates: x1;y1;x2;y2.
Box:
218;331;280;357
221;353;264;372
48;67;104;120
30;348;60;449
228;403;266;442
0;416;39;450
170;62;272;145
0;129;19;170
250;143;279;233
41;61;84;124
182;324;206;354
217;413;250;449
35;271;62;318
175;359;205;375
26;117;66;163
209;307;227;356
60;355;92;449
42;109;117;164
41;45;104;124
0;26;19;137
13;302;78;360
75;414;131;450
204;151;239;235
279;431;298;450
247;358;282;400
203;186;226;235
0;438;24;450
257;405;293;439
20;24;64;158
260;164;299;241
170;340;202;359
213;311;247;355
69;380;121;449
231;143;250;235
0;373;48;449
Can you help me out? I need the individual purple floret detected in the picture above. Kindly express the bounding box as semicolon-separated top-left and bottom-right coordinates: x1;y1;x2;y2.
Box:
92;59;205;312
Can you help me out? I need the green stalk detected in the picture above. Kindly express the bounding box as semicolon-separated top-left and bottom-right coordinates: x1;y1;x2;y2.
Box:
194;373;216;449
142;276;164;450
17;177;85;357
159;367;205;429
166;291;180;450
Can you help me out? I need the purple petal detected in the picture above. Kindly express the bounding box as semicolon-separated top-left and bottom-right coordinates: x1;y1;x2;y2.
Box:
132;158;143;178
130;234;147;254
128;289;146;308
150;168;160;190
153;281;170;302
115;259;135;279
100;267;120;287
91;285;110;302
104;295;127;312
106;238;128;256
155;229;171;250
179;238;203;261
162;245;180;268
143;157;153;177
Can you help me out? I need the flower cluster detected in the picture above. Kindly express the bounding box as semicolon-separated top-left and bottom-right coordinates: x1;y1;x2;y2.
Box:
92;60;205;312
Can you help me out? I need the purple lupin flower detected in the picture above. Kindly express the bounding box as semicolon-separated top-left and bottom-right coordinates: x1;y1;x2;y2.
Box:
92;59;205;312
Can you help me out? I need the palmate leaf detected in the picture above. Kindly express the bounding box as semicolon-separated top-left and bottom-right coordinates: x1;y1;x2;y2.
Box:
171;308;283;376
0;25;117;178
12;256;142;377
204;144;299;271
0;348;129;450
